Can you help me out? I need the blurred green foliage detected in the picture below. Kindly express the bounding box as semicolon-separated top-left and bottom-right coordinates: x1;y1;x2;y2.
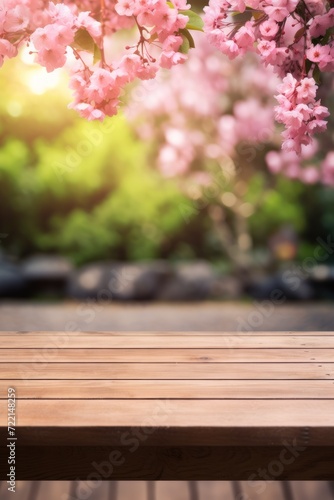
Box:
0;115;189;264
0;55;333;266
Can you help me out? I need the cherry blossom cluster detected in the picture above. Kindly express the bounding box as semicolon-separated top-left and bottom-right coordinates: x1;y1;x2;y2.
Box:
266;145;334;185
275;74;329;152
203;0;334;152
0;0;195;119
129;33;334;185
127;34;278;179
1;0;334;157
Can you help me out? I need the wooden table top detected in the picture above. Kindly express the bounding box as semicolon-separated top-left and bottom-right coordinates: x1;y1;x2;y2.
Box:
1;331;334;448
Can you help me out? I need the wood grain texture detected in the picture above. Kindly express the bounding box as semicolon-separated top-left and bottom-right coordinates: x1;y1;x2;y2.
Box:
2;362;333;379
1;334;334;348
2;379;334;400
3;446;334;480
1;348;333;363
1;400;334;442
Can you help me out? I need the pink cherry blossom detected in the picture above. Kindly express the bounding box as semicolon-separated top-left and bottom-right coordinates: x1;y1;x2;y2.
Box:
204;0;334;154
307;44;332;70
0;38;17;66
260;20;279;40
0;0;333;159
3;4;29;32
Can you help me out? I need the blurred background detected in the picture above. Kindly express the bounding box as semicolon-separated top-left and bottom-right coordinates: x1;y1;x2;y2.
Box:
0;39;333;310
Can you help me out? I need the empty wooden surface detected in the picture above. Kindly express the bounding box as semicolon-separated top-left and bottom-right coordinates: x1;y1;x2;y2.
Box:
2;379;334;399
2;362;334;379
1;398;334;431
1;348;333;362
2;333;334;348
1;331;334;479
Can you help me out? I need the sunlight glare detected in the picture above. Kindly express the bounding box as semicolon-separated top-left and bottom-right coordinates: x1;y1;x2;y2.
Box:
20;45;64;95
26;68;62;95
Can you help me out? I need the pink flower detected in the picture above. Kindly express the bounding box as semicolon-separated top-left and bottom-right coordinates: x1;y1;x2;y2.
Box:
220;39;240;59
160;50;187;68
136;10;155;26
3;4;29;32
136;62;159;79
277;73;297;99
163;35;183;52
70;102;105;120
257;40;276;61
37;48;67;72
260;20;279;40
305;0;326;16
306;44;331;70
31;23;74;72
0;38;17;58
266;151;283;173
312;103;330;120
307;119;327;134
274;75;328;153
229;0;247;13
309;14;331;38
296;78;317;102
31;24;74;50
115;0;135;17
235;23;255;49
263;2;290;23
48;3;75;28
119;54;142;80
285;162;301;178
0;38;17;66
301;166;319;183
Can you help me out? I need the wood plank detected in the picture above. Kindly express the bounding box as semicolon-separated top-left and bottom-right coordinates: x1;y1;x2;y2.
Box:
2;379;334;399
8;424;334;447
2;362;334;380
5;446;334;480
1;399;334;430
1;348;333;363
2;334;334;349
